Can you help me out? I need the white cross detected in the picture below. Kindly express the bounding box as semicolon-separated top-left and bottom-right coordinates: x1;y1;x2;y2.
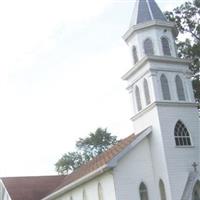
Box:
192;162;198;172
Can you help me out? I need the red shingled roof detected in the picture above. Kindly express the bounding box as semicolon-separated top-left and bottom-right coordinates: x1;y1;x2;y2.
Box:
54;133;136;192
1;176;65;200
1;132;141;200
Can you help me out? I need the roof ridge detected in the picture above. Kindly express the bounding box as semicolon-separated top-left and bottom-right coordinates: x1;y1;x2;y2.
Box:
1;175;66;179
146;0;154;21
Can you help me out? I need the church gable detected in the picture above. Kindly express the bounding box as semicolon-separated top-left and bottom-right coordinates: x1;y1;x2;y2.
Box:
43;128;151;200
112;132;155;200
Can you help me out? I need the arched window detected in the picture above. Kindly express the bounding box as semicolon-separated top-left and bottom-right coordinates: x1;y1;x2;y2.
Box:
159;179;167;200
160;74;171;100
139;182;149;200
161;37;171;56
174;120;191;146
1;187;5;200
192;181;200;200
83;190;87;200
132;46;138;64
144;38;154;56
175;75;186;101
135;86;142;111
98;183;104;200
143;79;151;105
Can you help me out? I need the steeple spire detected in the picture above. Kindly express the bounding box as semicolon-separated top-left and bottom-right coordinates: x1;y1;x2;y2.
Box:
130;0;167;27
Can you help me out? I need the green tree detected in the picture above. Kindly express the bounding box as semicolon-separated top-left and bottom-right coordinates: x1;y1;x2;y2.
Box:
55;152;83;175
55;128;118;174
76;128;117;160
165;0;200;107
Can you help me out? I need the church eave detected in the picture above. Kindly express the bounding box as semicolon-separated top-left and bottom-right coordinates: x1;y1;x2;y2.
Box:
123;20;177;43
122;56;191;81
130;102;197;122
42;165;110;200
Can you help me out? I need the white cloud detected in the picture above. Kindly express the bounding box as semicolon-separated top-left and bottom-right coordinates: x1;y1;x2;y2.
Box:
0;0;112;69
0;0;116;177
0;0;190;176
0;28;133;176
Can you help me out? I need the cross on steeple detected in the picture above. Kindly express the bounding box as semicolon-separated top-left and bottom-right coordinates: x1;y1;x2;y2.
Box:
192;162;198;172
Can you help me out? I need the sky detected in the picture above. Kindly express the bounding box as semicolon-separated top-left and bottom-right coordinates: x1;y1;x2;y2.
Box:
0;0;187;177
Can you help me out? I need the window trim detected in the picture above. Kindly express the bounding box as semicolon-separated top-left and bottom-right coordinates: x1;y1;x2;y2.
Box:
98;182;104;200
192;180;200;200
174;120;193;147
143;38;154;56
83;189;87;200
143;78;151;105
175;75;186;101
132;45;139;64
135;85;142;112
161;36;171;56
139;182;149;200
160;74;171;101
159;179;167;200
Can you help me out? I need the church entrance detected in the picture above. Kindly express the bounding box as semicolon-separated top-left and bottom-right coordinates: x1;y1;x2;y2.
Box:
192;181;200;200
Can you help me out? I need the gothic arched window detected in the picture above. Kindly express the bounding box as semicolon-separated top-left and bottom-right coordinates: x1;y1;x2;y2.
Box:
192;181;200;200
144;38;154;56
161;37;171;56
160;74;171;100
135;86;142;111
159;179;167;200
143;79;151;105
1;187;5;200
175;75;186;101
83;190;87;200
139;182;149;200
98;183;104;200
174;120;191;146
132;46;138;64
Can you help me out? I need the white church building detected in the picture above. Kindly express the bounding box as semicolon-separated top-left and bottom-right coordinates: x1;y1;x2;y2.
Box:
0;0;200;200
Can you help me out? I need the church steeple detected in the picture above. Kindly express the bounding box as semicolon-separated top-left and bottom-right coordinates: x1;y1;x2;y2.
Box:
123;0;178;64
130;0;167;27
121;1;200;200
122;0;196;132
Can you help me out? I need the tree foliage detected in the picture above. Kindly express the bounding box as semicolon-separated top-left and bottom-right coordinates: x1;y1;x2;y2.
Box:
55;128;118;175
165;0;200;106
76;128;117;160
55;152;83;175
